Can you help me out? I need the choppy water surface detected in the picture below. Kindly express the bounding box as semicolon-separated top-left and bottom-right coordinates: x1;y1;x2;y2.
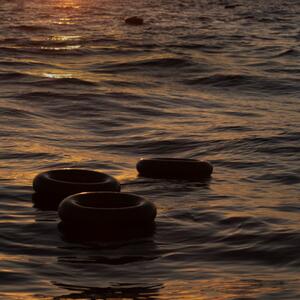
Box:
0;0;299;298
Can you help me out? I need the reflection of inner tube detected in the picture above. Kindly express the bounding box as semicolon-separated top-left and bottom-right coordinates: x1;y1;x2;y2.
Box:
32;169;120;208
58;192;156;227
32;192;61;211
136;158;213;180
58;221;156;242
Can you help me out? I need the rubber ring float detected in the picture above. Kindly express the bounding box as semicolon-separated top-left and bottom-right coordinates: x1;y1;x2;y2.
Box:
58;192;157;227
136;158;213;180
125;16;144;25
32;169;121;208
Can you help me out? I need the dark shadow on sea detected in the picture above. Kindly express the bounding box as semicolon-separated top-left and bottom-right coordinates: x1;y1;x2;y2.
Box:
32;192;61;211
58;221;156;244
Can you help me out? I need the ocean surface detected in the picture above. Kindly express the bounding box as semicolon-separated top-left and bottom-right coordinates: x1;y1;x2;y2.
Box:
0;0;299;299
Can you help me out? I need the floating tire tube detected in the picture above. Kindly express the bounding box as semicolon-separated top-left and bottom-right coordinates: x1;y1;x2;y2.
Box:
33;169;121;201
58;192;157;228
125;16;144;25
136;158;213;180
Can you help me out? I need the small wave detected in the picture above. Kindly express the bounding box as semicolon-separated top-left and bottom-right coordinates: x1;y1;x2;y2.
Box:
0;152;60;161
0;270;33;285
252;173;300;185
213;160;268;170
102;138;202;155
277;204;300;213
211;125;253;132
54;283;161;300
210;132;300;155
207;215;300;265
216;244;299;265
0;107;39;119
58;255;157;265
91;57;192;73
15;91;86;102
16;91;62;101
183;74;249;86
221;111;261;117
102;79;156;88
266;67;300;75
0;71;67;88
10;25;50;32
0;45;89;56
170;43;222;52
0;72;28;81
218;216;267;228
273;49;299;58
0;72;94;88
34;77;97;88
160;211;300;266
168;209;222;223
183;74;300;94
0;46;23;55
0;60;55;68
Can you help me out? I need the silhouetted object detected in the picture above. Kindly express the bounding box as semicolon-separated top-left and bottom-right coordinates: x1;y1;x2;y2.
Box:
58;192;156;241
125;16;144;26
137;158;213;180
224;4;238;9
59;191;156;225
32;169;120;209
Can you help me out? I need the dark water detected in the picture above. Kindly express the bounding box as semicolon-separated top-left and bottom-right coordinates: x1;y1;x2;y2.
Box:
0;0;300;298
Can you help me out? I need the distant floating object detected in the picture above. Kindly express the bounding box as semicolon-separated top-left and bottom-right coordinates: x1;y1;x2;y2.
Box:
125;16;144;26
224;4;239;9
136;158;213;180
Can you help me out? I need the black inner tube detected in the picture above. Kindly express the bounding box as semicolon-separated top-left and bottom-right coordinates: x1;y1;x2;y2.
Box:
74;193;141;209
136;158;213;179
150;158;198;162
48;169;108;183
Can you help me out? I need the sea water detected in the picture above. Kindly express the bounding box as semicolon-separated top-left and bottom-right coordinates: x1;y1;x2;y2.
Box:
0;0;299;299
